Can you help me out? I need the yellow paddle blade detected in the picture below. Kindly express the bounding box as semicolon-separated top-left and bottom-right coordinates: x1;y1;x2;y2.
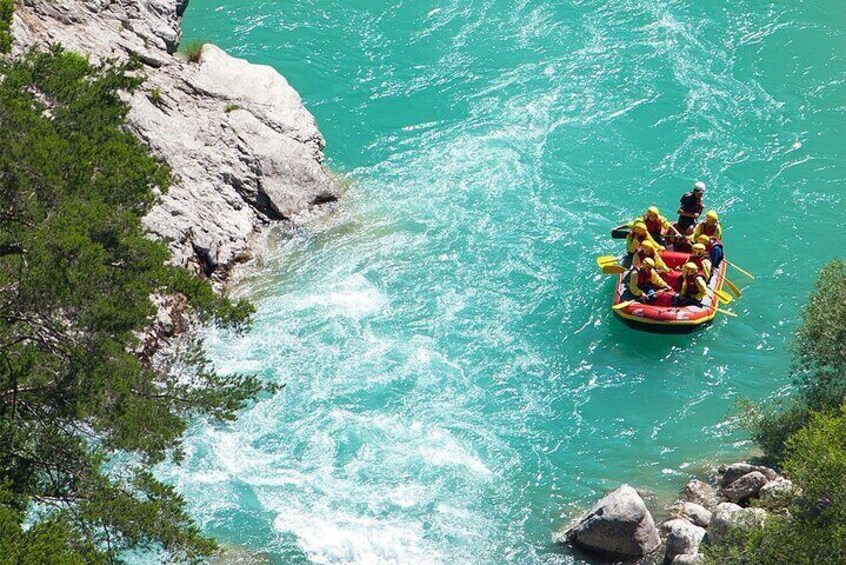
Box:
612;299;637;311
716;307;738;318
714;288;733;305
596;255;619;267
724;277;742;298
602;265;626;275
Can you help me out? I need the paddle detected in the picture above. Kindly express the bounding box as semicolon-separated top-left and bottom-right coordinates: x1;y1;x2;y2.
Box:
725;259;755;280
610;225;630;239
668;223;685;239
724;277;742;299
612;299;637;311
714;288;733;305
613;289;669;310
596;255;619;266
602;265;626;275
716;307;738;318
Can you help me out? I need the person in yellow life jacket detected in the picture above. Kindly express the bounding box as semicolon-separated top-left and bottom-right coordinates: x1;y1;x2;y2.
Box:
628;257;670;303
689;243;712;279
692;210;722;241
625;221;659;266
634;239;669;272
673;262;709;306
640;206;672;245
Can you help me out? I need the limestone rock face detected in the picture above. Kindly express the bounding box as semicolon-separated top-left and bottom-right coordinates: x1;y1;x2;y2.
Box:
564;485;661;558
12;0;339;276
664;518;706;563
722;471;768;504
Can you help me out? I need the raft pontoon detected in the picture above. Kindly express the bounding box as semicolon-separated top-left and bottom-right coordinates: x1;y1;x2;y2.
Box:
612;250;728;331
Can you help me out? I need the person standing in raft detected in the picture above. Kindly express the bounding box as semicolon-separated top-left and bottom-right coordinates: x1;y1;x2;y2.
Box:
689;243;713;279
676;181;706;233
692;210;722;241
627;257;671;303
624;221;660;267
674;262;709;306
634;239;669;273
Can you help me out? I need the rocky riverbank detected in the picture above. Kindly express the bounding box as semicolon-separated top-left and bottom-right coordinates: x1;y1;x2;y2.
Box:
10;0;339;354
11;0;338;278
558;462;796;564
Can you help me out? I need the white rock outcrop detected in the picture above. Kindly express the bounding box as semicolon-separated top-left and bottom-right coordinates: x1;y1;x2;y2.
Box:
12;0;338;276
709;503;767;545
663;518;706;564
564;485;662;558
671;501;712;528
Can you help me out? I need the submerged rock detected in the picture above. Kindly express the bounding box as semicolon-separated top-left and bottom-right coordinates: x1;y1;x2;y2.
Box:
564;485;661;558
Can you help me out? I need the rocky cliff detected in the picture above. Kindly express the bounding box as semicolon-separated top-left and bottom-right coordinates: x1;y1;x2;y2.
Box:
11;0;338;277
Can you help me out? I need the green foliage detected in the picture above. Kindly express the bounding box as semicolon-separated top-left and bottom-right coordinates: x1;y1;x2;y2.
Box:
0;47;266;563
794;260;846;410
783;406;846;527
182;41;205;64
0;0;13;54
704;407;846;565
224;103;241;113
149;87;163;106
715;261;846;564
751;260;846;462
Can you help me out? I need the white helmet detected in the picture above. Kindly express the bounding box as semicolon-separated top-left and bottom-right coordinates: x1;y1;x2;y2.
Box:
693;181;706;193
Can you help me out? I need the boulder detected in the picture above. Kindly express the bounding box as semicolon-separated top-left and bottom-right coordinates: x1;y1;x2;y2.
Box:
719;463;778;486
671;501;712;528
722;471;768;504
671;554;704;565
664;518;706;563
759;477;797;509
564;485;661;558
680;479;718;509
709;503;767;544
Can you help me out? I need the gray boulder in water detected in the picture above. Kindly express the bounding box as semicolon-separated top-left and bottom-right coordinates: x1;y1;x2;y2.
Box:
564;484;661;558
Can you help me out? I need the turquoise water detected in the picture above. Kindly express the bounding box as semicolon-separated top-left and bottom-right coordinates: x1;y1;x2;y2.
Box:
173;2;845;563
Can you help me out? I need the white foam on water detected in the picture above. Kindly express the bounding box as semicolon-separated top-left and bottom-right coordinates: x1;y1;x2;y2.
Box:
274;510;439;565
